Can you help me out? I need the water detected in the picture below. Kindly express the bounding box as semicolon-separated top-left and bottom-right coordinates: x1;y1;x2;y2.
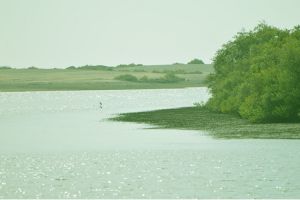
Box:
0;87;300;198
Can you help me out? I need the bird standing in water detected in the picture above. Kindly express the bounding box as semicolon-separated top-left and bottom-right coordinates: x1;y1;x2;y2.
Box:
99;102;103;109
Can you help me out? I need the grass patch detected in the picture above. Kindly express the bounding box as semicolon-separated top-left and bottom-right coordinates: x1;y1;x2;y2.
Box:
112;106;300;139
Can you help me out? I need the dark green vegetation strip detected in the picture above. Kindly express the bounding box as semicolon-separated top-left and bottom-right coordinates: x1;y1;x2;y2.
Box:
112;107;300;139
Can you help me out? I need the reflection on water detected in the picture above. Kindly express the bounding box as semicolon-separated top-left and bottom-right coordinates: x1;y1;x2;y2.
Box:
0;88;300;198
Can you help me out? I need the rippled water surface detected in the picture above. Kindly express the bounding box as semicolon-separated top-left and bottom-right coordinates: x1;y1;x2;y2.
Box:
0;88;300;198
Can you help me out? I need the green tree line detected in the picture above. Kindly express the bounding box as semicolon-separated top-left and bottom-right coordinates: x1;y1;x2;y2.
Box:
207;23;300;123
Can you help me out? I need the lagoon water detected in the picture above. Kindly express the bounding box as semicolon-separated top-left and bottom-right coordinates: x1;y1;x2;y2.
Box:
0;87;300;198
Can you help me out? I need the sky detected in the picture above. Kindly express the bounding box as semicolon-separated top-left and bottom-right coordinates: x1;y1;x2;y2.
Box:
0;0;300;68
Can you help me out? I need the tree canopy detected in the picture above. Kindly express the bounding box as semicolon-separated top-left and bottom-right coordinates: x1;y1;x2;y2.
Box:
188;58;204;64
207;23;300;123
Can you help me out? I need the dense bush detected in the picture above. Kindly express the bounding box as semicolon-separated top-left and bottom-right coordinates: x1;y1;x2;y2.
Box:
75;65;112;71
114;74;138;82
188;58;204;64
172;62;184;65
207;23;300;123
114;73;184;83
27;66;39;69
66;66;76;69
158;73;185;83
0;66;12;70
116;63;143;68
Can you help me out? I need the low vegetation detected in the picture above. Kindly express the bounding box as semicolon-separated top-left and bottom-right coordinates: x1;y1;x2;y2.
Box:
66;65;113;71
116;63;143;68
114;73;185;83
112;106;300;139
0;64;212;92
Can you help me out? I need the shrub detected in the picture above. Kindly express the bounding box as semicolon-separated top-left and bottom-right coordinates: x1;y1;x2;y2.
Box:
66;66;76;69
114;74;138;82
0;66;12;70
188;58;204;64
116;63;143;68
27;66;39;69
172;62;184;65
157;73;185;83
76;65;112;71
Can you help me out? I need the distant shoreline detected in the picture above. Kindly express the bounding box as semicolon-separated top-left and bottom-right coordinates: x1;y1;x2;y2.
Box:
0;85;205;93
0;64;213;92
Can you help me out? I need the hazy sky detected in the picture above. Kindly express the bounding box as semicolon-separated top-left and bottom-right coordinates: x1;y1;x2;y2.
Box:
1;0;300;68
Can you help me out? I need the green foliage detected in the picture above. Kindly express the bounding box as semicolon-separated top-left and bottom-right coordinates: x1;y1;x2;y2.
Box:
188;58;204;64
27;66;39;70
172;62;184;65
207;23;300;123
116;63;143;68
159;73;185;83
0;66;12;70
114;74;138;82
66;66;76;69
114;73;184;83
